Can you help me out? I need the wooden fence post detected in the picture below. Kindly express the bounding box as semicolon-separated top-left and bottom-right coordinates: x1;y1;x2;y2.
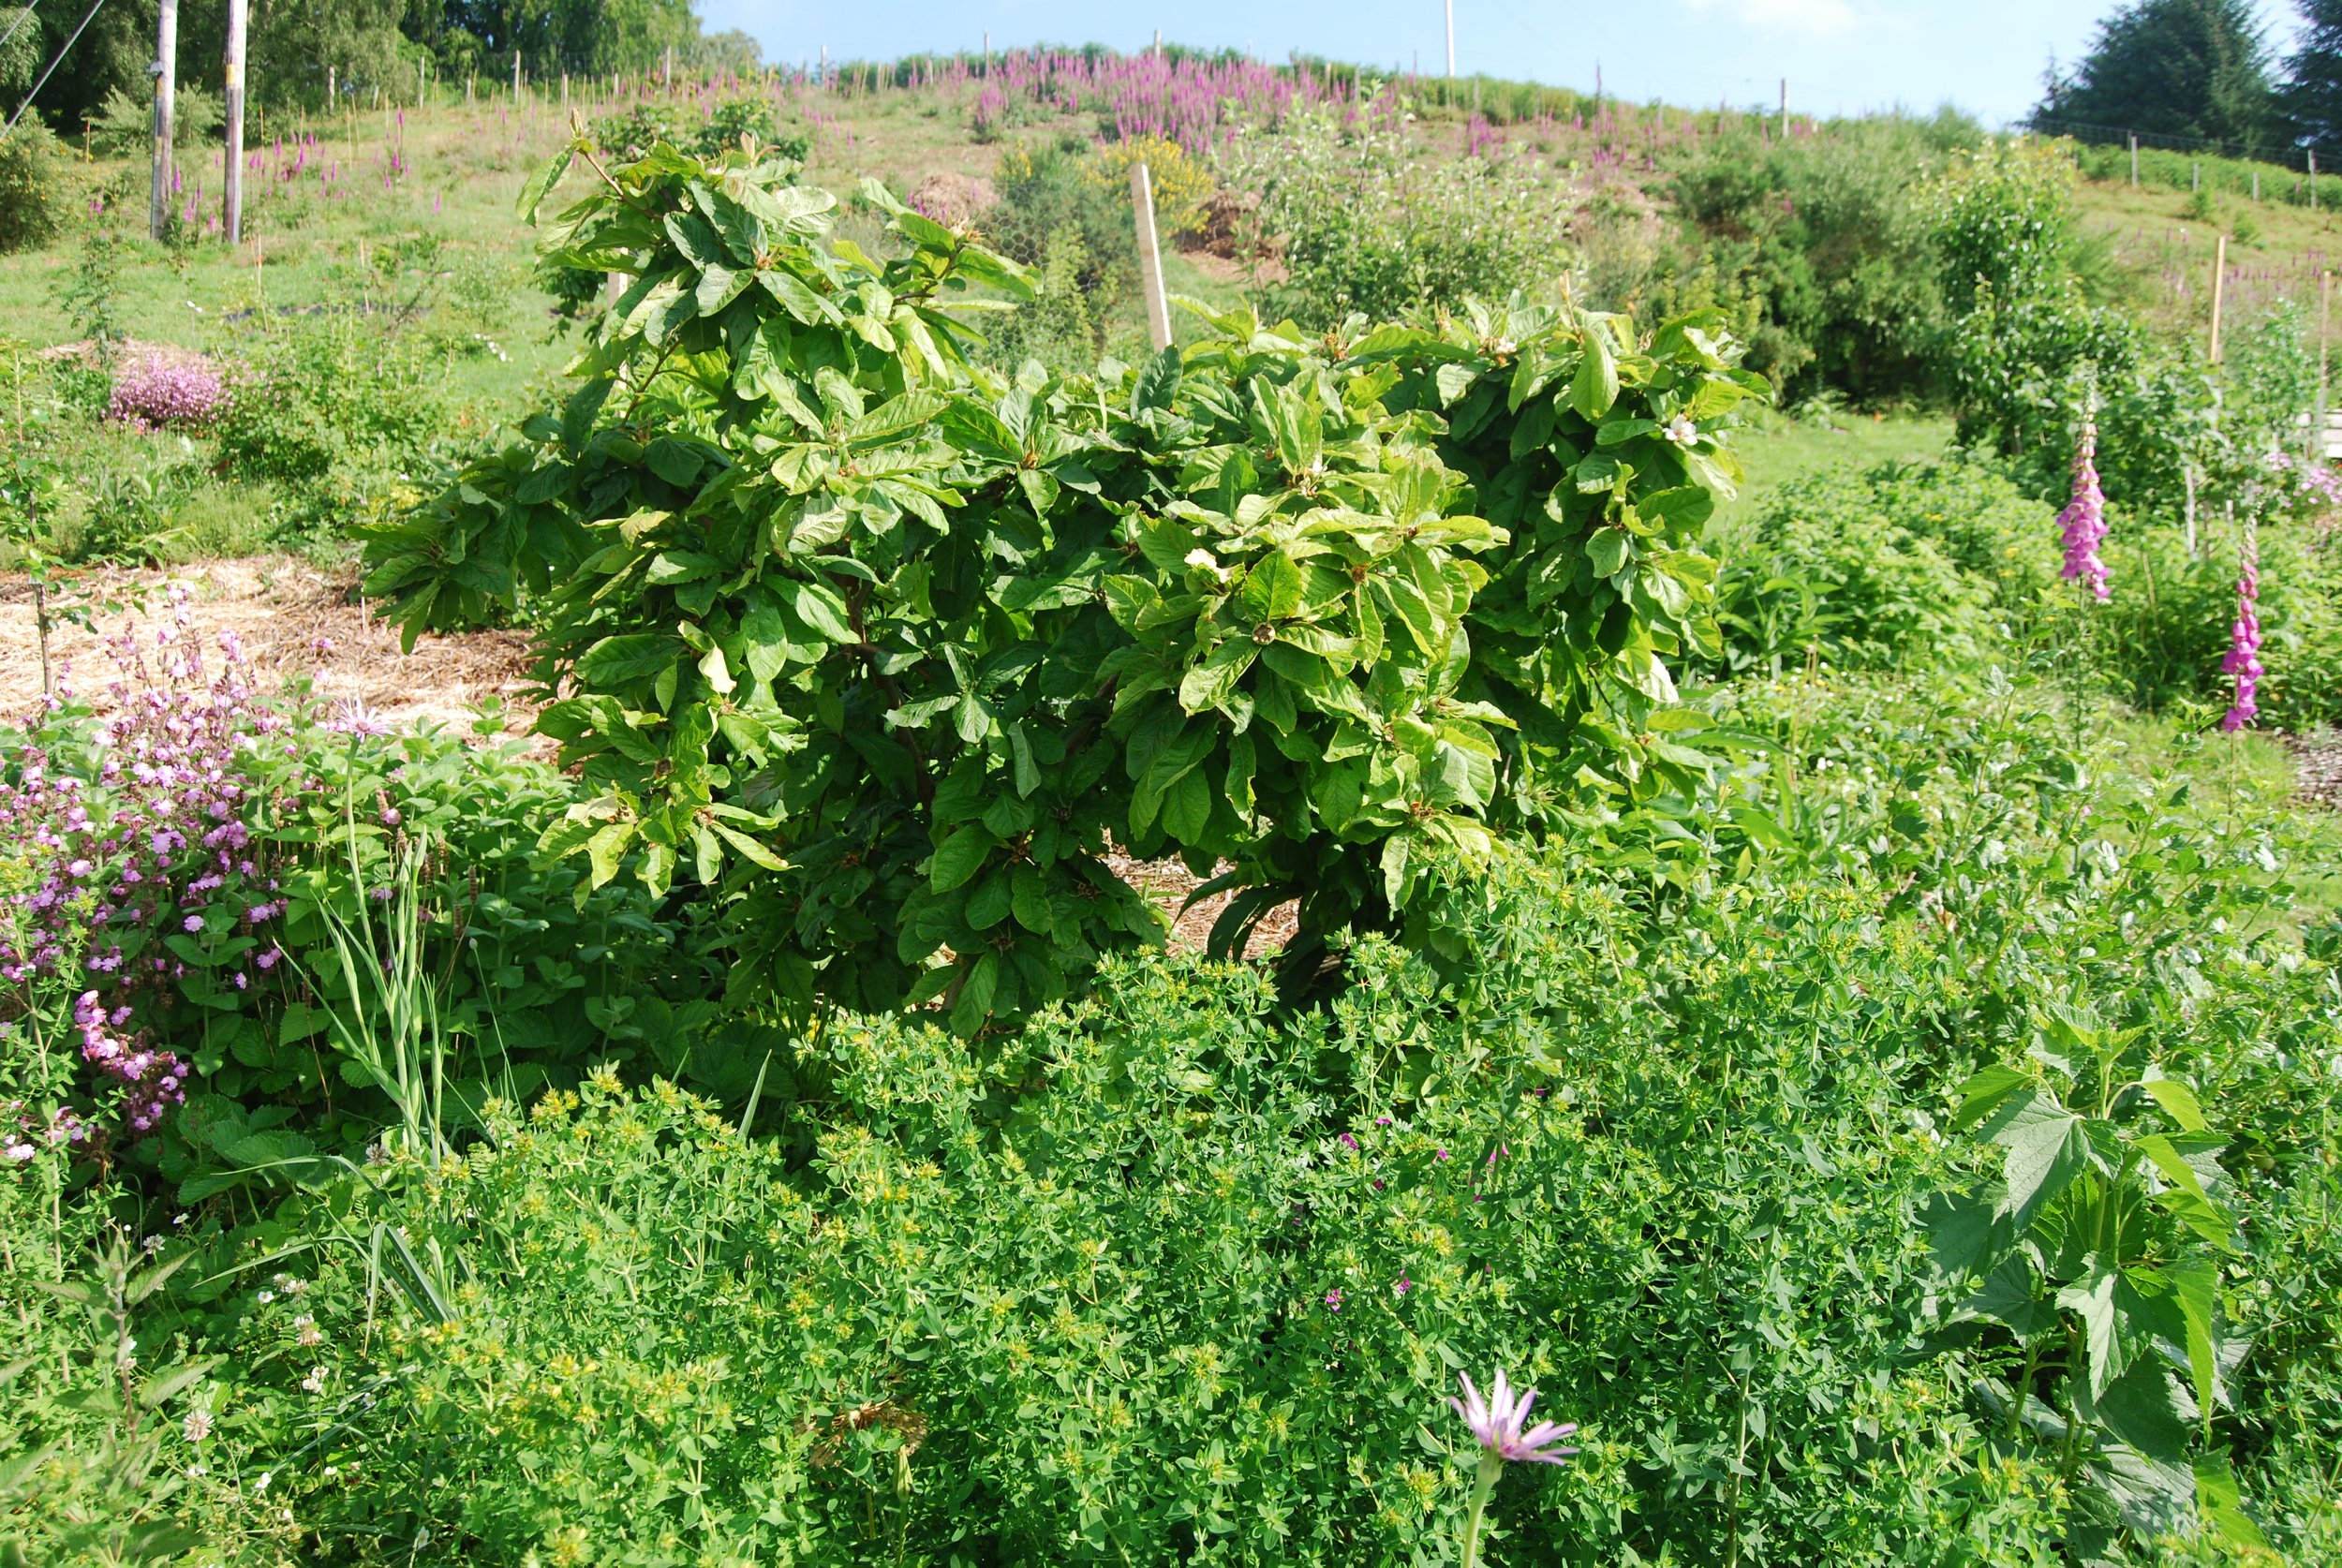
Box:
2320;269;2334;466
2208;233;2228;364
1131;160;1173;351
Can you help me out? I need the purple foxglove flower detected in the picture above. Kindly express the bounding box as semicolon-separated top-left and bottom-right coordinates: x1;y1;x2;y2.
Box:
2222;522;2263;732
2057;414;2110;602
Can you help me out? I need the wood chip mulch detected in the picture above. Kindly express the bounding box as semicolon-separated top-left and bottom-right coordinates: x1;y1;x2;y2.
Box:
2287;730;2342;812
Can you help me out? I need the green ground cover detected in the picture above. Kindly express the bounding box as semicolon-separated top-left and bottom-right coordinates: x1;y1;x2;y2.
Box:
2;51;2340;1568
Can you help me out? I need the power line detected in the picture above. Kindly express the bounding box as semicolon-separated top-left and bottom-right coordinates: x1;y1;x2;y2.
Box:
3;0;108;141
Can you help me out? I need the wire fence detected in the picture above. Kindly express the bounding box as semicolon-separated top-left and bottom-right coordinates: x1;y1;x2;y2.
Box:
2028;112;2341;172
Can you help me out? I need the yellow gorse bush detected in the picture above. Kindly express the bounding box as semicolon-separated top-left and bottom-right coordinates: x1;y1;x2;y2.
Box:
1088;133;1214;236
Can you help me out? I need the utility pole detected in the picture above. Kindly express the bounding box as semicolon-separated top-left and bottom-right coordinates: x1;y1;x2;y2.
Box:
223;0;245;244
1445;0;1454;81
149;0;176;239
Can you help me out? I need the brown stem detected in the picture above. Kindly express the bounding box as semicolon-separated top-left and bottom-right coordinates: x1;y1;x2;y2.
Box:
34;578;52;699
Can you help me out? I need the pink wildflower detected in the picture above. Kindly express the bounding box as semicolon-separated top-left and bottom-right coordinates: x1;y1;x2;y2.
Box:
2057;414;2110;602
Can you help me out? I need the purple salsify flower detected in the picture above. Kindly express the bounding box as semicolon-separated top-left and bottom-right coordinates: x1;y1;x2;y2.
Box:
2057;414;2110;602
2222;522;2263;732
327;698;390;737
1449;1371;1579;1465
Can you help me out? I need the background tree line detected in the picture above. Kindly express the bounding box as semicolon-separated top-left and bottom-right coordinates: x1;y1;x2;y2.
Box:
2035;0;2342;160
0;0;759;134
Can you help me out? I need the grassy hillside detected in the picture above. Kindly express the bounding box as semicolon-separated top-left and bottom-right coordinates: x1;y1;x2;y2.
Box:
0;52;2335;572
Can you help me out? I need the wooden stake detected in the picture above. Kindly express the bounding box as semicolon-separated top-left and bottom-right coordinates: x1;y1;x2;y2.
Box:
149;0;177;239
224;0;246;244
2129;133;2138;187
2209;233;2227;363
2184;464;2198;558
1131;159;1172;351
2321;269;2334;464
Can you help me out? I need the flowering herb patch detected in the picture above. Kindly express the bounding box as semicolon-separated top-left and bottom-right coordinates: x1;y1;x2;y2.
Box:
103;357;226;433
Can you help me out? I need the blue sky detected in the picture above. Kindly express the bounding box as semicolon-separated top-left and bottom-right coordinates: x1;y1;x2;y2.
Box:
701;0;2304;127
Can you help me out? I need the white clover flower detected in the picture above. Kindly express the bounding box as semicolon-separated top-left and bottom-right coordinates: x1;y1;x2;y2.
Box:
183;1406;214;1443
302;1367;327;1395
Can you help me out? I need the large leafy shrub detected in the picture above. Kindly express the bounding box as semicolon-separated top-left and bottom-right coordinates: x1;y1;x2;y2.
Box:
589;93;810;162
1931;140;2316;519
364;139;1763;1032
1224;101;1571;327
1668;115;1969;402
0;116;69;255
980;138;1143;344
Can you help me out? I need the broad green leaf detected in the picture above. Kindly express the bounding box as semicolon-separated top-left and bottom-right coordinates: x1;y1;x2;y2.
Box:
2139;1076;2208;1133
585;820;636;889
790;580;856;643
516;145;577;224
1133;346;1182;413
1238;552;1305;623
951;952;1001;1033
1570;328;1619;421
1586;529;1631;579
928;826;996;892
1178;639;1258;715
2054;1259;2121;1397
1990;1091;2091;1227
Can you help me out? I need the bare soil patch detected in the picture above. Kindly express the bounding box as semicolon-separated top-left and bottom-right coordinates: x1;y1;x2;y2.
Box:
0;556;538;737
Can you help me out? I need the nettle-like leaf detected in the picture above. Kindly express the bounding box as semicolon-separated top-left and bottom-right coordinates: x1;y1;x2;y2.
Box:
1934;1002;2249;1549
368;146;1764;1030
